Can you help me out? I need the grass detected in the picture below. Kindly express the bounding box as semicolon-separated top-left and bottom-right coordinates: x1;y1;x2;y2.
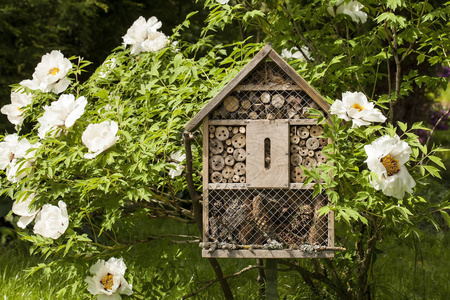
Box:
374;232;450;299
1;221;450;299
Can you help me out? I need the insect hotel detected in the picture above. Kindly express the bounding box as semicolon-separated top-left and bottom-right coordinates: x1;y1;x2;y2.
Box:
185;44;335;259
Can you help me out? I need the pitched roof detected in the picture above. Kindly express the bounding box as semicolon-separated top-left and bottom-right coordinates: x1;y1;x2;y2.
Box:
185;44;330;132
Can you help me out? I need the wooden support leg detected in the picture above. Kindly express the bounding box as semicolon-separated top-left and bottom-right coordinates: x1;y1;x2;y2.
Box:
266;259;278;300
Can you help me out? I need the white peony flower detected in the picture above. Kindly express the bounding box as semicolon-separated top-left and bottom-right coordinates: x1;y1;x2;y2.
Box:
98;58;117;78
122;16;168;55
330;91;386;128
37;94;87;139
0;134;41;183
12;193;39;229
82;121;119;159
33;200;69;239
0;133;20;170
327;0;367;24
168;149;186;178
364;135;416;199
1;90;33;127
217;0;230;4
139;31;168;53
281;46;311;62
21;50;72;94
85;257;133;299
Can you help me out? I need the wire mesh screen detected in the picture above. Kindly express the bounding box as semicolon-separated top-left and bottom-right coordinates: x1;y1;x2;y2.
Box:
209;61;325;121
206;189;329;250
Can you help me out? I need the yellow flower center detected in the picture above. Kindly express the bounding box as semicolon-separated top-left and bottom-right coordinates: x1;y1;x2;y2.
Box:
9;152;15;162
48;67;60;75
380;155;400;176
100;273;114;290
17;107;24;113
351;103;365;112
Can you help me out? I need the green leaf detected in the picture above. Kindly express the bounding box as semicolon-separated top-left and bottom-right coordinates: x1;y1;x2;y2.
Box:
440;211;450;228
397;121;407;133
428;155;446;169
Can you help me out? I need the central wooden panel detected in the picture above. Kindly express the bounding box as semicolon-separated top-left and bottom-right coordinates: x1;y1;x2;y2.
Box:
247;120;289;188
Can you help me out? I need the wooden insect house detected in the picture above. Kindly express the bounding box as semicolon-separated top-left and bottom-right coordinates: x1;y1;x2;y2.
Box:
185;44;335;259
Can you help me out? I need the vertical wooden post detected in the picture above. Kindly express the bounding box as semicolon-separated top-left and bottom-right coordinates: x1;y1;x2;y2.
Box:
266;259;278;300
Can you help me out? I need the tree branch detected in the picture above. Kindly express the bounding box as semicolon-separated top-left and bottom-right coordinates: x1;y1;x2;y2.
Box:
183;131;234;300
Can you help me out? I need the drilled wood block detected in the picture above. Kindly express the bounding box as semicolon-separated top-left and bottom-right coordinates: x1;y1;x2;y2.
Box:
209;138;224;155
310;125;323;138
298;126;309;139
234;162;246;176
224;155;235;166
290;153;302;166
291;166;306;183
215;126;230;141
290;135;300;144
210;155;225;171
302;157;317;169
290;144;300;154
210;172;223;183
233;148;246;162
306;137;319;150
232;133;246;149
222;166;234;179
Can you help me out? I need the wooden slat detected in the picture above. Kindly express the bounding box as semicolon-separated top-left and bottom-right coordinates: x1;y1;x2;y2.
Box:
185;44;274;132
246;120;289;189
289;183;315;189
208;183;248;189
208;120;249;126
209;119;319;126
202;249;335;259
328;208;335;247
268;50;331;113
233;84;303;91
207;182;316;190
288;119;318;126
202;118;209;242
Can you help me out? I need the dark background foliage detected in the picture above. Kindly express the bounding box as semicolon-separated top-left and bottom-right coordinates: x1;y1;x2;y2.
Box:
0;0;209;133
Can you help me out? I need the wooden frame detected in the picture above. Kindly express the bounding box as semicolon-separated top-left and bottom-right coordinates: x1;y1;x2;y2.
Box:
187;44;336;259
